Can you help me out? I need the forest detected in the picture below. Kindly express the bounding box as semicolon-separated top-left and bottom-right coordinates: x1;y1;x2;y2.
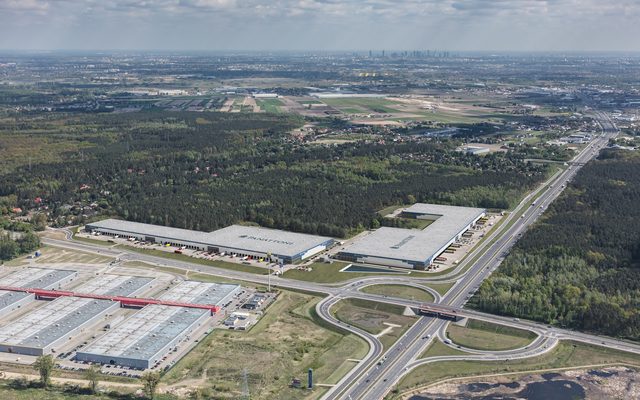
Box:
0;111;549;238
0;232;40;262
470;149;640;340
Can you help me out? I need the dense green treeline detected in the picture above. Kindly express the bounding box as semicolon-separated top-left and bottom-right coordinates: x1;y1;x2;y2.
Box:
1;111;547;237
471;149;640;340
0;231;40;261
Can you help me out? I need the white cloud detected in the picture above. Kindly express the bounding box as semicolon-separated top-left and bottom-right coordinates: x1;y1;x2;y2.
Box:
0;0;639;50
0;0;50;11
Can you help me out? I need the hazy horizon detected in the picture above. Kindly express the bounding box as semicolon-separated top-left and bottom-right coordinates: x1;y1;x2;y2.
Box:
1;1;639;52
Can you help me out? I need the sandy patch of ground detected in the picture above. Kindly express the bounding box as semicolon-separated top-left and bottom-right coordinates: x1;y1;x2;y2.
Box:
219;98;234;112
350;119;406;126
243;96;260;112
374;322;402;338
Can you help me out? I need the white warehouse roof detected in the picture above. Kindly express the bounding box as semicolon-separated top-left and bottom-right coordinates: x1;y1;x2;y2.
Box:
339;203;485;265
86;219;335;259
0;274;153;354
77;281;240;368
205;225;334;258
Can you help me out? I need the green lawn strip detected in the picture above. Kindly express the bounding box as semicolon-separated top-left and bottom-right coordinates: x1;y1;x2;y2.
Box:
115;245;268;275
161;291;367;400
420;339;468;358
466;320;536;339
30;244;113;264
402;340;640;393
446;320;536;351
71;234;116;247
360;284;434;302
123;263;253;287
283;261;418;283
422;282;455;297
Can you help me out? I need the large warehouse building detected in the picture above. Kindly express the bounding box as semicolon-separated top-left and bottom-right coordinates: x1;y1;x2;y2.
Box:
336;203;485;269
85;219;335;264
0;268;77;315
76;281;240;369
0;274;154;356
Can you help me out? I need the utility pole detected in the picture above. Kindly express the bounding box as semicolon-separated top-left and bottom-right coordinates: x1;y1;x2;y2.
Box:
267;252;272;292
241;368;249;400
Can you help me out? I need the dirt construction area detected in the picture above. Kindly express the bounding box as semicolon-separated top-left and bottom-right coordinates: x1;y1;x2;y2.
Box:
407;366;640;400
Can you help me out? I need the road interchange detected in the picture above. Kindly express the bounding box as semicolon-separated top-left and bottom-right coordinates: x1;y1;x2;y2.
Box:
40;111;639;399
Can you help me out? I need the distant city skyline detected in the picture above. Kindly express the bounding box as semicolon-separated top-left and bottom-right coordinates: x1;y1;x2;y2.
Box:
1;0;639;52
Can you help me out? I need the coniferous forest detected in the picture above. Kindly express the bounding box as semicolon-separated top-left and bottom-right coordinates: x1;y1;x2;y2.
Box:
471;149;640;340
0;111;548;238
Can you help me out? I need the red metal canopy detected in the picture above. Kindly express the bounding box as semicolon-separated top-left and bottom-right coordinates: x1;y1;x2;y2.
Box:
0;285;220;314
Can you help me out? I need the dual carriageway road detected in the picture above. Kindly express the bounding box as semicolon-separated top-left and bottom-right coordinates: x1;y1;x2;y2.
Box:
41;111;639;399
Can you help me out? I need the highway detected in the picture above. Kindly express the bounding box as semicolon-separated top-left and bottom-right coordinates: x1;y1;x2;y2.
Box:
39;111;636;399
331;111;622;400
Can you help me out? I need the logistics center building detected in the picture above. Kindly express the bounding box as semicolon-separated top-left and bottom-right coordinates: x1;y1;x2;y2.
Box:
76;281;241;369
0;267;77;316
336;204;486;269
0;274;154;356
85;219;335;264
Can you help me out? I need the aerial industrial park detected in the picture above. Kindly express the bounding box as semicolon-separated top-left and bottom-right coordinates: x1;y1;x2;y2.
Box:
0;264;269;376
1;2;640;398
1;56;639;399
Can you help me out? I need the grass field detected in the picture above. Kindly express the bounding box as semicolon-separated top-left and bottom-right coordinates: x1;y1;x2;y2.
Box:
283;261;422;283
420;339;468;358
122;263;255;287
320;97;401;114
446;320;537;351
71;235;117;247
360;284;434;302
4;245;113;267
257;98;284;113
162;291;368;399
400;340;640;393
117;245;268;275
332;298;416;349
423;282;455;296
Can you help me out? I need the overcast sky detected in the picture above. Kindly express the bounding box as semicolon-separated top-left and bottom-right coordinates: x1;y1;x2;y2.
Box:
1;0;639;52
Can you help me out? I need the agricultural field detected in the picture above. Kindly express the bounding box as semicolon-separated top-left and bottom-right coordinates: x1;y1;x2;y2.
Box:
256;98;284;113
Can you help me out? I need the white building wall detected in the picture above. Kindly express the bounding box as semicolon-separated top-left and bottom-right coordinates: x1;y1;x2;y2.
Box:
355;256;415;269
299;244;327;261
